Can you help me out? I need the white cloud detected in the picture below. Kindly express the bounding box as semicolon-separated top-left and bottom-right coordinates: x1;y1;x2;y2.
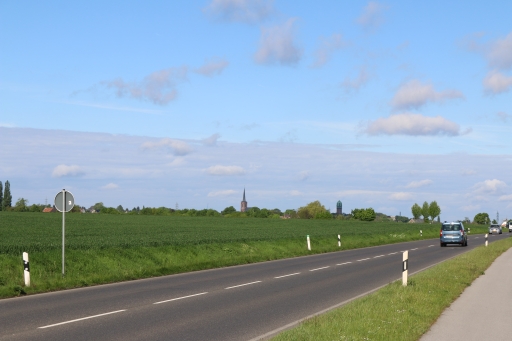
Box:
461;204;480;212
487;32;512;70
497;112;512;122
195;58;229;77
364;113;463;136
472;179;507;195
499;194;512;201
483;70;512;94
254;18;302;65
340;66;370;93
101;183;119;190
290;190;303;196
203;0;274;23
52;165;84;178
405;179;433;188
357;1;387;32
311;33;346;68
298;171;309;181
103;66;188;105
208;189;238;197
202;133;221;146
141;138;193;156
205;165;246;176
391;80;464;110
388;192;413;201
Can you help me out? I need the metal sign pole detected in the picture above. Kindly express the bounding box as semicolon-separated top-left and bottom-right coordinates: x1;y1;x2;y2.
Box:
62;189;65;277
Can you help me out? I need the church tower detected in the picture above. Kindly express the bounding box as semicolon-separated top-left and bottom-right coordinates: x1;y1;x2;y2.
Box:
336;200;342;216
241;188;248;212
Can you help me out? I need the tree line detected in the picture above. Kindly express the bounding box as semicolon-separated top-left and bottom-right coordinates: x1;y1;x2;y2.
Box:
411;201;441;222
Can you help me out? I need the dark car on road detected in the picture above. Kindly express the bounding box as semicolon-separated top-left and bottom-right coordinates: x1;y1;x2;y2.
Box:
440;222;467;247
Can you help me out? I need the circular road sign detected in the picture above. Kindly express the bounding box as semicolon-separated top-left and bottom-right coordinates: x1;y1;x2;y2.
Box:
54;190;75;213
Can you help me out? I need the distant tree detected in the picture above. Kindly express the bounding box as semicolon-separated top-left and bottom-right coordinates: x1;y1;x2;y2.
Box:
116;205;124;212
284;209;298;218
270;208;282;216
3;180;12;210
0;181;3;211
298;201;329;219
351;208;376;221
428;201;441;222
411;203;422;219
14;198;28;212
492;219;497;224
463;217;471;224
421;201;429;222
473;212;490;225
314;210;333;219
395;215;410;223
221;206;236;215
93;202;105;212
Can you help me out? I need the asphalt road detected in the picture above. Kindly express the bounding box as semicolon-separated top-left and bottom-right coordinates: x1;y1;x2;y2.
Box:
1;233;509;341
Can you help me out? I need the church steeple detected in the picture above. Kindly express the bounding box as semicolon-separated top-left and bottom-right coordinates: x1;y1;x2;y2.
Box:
241;188;248;212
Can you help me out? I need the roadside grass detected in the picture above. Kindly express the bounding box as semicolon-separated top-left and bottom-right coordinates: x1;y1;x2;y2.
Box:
0;212;492;298
271;236;512;341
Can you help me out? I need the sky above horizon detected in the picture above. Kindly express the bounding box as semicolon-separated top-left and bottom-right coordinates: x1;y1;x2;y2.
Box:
1;1;511;221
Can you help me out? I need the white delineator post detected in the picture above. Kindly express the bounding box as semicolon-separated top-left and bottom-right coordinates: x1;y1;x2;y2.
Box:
23;252;30;287
420;230;422;237
307;235;311;251
338;234;341;247
468;227;470;234
485;233;488;247
402;250;408;286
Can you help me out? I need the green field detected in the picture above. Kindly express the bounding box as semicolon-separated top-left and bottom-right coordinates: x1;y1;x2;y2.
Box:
0;212;489;298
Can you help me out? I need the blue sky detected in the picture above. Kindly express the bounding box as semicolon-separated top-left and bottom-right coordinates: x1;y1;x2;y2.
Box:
1;1;511;221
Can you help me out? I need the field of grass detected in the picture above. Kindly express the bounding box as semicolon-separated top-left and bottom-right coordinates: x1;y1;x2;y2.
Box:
271;236;512;341
0;212;490;298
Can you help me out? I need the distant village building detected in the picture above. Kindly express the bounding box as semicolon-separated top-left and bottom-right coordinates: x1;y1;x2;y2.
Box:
241;188;248;212
336;200;342;216
42;207;56;213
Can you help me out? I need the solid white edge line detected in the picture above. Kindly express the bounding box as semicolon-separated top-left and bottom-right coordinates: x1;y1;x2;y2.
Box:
336;262;352;265
274;273;300;279
38;310;126;329
356;258;370;262
309;266;330;271
153;292;208;305
225;281;261;289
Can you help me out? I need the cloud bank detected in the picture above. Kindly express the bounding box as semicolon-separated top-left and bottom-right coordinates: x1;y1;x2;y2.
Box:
364;113;463;136
52;164;84;178
195;59;229;77
391;80;464;110
311;33;346;68
141;138;193;156
483;70;512;94
357;1;387;32
206;165;246;176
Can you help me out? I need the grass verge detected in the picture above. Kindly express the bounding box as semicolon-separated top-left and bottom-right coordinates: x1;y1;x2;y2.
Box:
270;236;512;341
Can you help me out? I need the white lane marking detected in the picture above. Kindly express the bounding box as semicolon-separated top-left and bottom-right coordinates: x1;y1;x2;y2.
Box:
336;262;352;266
428;245;434;247
388;252;398;255
373;255;384;258
475;237;479;239
410;248;418;251
39;310;126;329
357;258;371;262
153;292;208;305
310;266;330;271
275;273;300;279
225;281;262;290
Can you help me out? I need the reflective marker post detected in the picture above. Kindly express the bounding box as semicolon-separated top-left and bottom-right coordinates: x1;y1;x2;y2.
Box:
485;233;488;247
307;235;311;251
338;234;341;247
402;251;409;286
23;252;30;287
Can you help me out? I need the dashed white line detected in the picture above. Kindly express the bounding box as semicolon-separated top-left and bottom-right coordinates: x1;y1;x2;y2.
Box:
336;261;352;266
225;281;262;290
357;258;371;262
410;248;418;251
39;310;126;329
388;252;398;255
373;255;384;258
428;245;435;247
275;273;300;279
310;266;330;271
154;292;208;305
